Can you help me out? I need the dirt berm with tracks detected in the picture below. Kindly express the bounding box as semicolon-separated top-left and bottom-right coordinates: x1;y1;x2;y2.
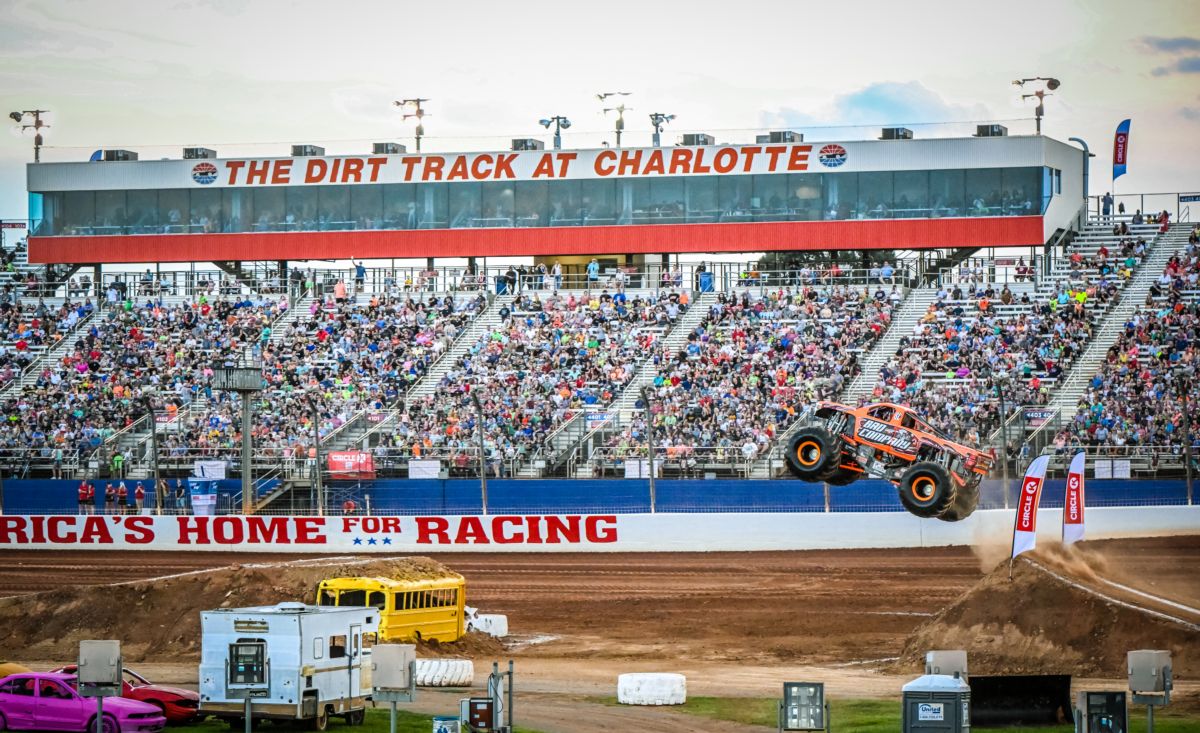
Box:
0;556;501;662
894;545;1200;678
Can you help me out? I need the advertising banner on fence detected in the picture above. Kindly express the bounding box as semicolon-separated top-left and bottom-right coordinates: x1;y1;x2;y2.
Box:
327;451;376;480
0;507;1194;553
1011;455;1050;560
1063;452;1086;545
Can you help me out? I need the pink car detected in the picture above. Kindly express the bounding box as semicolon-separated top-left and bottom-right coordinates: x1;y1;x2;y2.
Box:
0;672;166;733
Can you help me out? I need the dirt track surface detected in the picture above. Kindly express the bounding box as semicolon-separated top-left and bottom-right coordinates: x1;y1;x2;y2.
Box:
3;537;1198;732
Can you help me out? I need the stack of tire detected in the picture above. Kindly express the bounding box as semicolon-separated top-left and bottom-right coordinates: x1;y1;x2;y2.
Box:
786;426;978;521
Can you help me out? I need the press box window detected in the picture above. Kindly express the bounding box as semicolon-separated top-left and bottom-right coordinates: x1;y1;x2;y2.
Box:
228;642;267;686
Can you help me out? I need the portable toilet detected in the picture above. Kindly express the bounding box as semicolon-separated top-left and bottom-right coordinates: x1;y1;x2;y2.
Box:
902;674;970;732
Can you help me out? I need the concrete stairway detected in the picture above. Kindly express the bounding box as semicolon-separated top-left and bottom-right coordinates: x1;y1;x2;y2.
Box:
744;285;927;478
517;291;717;477
6;309;95;392
320;293;512;454
1042;222;1190;417
841;286;935;403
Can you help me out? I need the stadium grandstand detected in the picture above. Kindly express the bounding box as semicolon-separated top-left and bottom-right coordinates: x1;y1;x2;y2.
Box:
1;125;1196;515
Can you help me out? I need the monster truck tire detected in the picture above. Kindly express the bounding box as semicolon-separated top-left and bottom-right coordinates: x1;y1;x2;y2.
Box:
823;467;860;486
938;477;980;522
785;427;841;481
898;462;957;518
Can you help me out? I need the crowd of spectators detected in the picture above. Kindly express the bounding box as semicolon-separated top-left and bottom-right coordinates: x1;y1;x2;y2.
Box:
367;290;688;475
869;282;1101;444
1059;236;1200;452
604;285;895;466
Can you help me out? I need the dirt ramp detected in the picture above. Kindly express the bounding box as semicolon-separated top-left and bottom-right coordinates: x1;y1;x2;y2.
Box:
0;555;497;663
894;547;1200;678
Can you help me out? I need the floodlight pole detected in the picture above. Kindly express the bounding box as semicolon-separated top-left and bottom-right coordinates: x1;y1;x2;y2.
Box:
471;392;488;514
1178;372;1194;505
138;397;162;514
241;395;253;514
309;397;325;517
640;386;656;513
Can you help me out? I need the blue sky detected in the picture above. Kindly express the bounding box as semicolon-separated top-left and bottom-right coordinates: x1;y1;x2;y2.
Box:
2;0;1198;227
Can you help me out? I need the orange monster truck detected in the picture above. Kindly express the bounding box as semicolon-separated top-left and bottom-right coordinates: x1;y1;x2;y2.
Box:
785;402;993;521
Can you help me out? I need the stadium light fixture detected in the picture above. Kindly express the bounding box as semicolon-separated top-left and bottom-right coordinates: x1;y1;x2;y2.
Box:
1012;78;1060;135
393;98;430;152
649;112;675;147
598;92;633;147
539;116;571;150
9;109;50;163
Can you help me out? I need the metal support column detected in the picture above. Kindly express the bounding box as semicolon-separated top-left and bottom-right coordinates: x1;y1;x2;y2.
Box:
241;395;252;515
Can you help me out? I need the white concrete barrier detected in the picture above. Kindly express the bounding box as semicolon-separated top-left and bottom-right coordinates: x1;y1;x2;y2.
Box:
617;673;687;705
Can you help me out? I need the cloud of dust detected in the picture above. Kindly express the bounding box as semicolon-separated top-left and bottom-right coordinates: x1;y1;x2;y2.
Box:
970;517;1013;572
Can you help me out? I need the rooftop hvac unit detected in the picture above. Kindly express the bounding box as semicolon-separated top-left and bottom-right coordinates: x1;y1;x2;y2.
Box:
881;127;914;140
755;130;803;144
183;147;217;159
975;124;1008;138
102;150;138;162
372;142;406;154
511;138;545;151
291;144;326;157
681;133;715;146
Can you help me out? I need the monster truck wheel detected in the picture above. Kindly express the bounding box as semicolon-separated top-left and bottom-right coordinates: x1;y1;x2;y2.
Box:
823;467;860;486
898;462;956;518
938;477;980;522
785;427;841;481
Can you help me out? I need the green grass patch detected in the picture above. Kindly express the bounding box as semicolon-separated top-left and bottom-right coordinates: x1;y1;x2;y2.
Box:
598;695;1200;732
189;706;543;733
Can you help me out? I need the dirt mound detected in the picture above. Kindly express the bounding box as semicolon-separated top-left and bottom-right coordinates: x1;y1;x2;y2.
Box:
893;546;1200;678
0;555;492;663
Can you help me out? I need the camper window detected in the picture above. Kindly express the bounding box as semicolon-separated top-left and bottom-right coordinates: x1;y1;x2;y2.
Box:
313;637;324;659
329;635;347;659
368;591;386;610
351;633;359;658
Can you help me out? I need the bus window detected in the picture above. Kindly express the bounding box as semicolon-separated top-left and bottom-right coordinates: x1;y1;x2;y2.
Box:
367;591;386;610
340;590;367;607
318;588;337;606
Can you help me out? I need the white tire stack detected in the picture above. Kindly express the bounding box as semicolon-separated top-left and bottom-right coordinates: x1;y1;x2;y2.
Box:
616;673;687;705
414;658;474;687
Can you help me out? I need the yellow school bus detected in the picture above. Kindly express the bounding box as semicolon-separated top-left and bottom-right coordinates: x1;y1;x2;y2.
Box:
315;576;466;643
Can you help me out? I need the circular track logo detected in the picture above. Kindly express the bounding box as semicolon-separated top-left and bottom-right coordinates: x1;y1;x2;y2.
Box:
191;162;218;185
818;144;847;168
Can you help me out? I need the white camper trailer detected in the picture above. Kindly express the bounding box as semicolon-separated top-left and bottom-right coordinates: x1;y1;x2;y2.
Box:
199;601;378;729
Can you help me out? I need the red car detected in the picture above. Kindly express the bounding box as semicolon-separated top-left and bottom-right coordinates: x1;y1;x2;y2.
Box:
50;666;199;725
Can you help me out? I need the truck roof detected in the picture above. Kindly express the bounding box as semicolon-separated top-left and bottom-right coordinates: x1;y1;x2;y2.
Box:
202;602;375;616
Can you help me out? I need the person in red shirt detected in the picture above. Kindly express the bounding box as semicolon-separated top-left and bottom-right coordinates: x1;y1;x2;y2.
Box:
134;482;146;512
342;499;357;515
77;481;92;515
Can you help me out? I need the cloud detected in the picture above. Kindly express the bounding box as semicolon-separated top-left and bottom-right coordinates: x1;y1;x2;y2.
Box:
1141;36;1200;54
760;81;989;130
1181;107;1200;122
1150;56;1200;76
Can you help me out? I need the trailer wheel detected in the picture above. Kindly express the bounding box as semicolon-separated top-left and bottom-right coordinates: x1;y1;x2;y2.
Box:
938;478;980;522
785;427;841;481
308;707;330;732
346;709;366;726
897;462;956;518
